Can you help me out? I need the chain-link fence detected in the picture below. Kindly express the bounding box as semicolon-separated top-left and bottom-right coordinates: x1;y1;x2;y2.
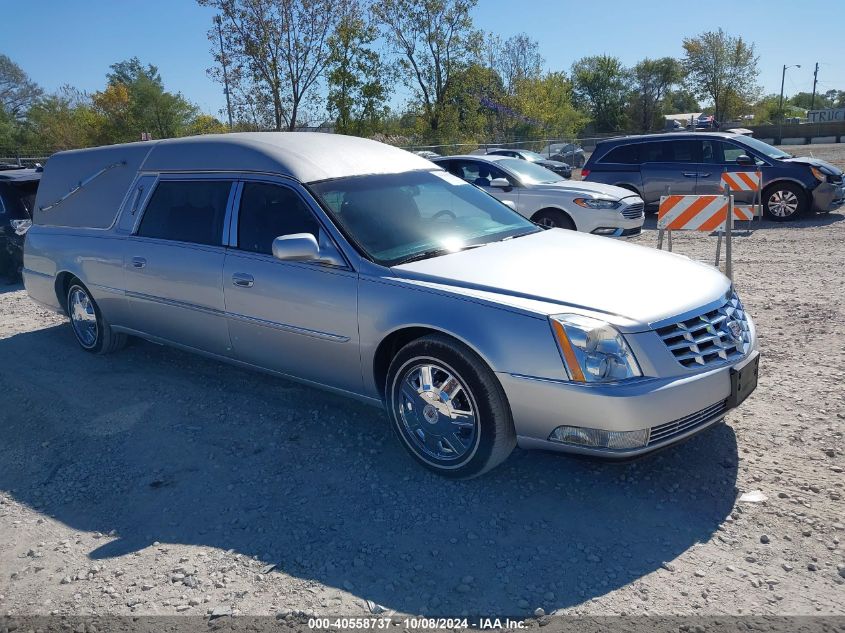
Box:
0;150;50;167
400;135;624;168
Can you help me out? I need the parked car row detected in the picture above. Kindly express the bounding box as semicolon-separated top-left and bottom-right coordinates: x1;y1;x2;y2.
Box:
24;133;758;478
582;132;845;220
432;154;643;237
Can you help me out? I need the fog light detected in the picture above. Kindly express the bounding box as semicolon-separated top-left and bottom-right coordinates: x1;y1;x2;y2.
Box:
548;425;649;450
591;227;618;236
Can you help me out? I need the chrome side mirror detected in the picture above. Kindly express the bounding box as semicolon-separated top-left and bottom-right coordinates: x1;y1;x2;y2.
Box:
735;154;755;166
271;233;344;266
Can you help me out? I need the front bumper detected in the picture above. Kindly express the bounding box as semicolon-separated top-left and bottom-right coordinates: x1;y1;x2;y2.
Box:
811;182;845;211
499;350;757;458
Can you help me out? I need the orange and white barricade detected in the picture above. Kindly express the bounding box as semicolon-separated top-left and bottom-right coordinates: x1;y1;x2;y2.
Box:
657;194;740;279
657;195;729;231
721;170;764;222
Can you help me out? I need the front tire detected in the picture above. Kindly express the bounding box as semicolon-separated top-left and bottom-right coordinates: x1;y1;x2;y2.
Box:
67;282;127;354
533;209;576;230
386;334;516;478
763;182;807;221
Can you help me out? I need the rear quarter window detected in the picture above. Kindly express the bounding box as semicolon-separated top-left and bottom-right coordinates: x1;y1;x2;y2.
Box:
137;180;232;246
600;144;640;164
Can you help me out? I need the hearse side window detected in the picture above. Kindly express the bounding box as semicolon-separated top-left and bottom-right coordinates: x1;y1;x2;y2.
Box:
601;144;640;164
137;180;232;246
237;182;319;255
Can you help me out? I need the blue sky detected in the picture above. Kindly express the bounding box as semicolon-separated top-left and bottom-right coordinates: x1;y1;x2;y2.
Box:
3;0;843;119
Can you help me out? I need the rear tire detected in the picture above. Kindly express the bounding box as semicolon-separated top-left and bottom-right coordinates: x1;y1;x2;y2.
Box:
66;281;127;354
533;209;576;230
386;334;516;478
763;182;807;221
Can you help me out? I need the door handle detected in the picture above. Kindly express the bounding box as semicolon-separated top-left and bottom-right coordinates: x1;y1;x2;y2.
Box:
131;257;146;269
232;273;254;288
682;172;697;178
699;172;711;178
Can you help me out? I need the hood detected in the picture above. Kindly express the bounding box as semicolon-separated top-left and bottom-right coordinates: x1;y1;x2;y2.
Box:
782;156;844;177
392;229;729;328
537;179;640;200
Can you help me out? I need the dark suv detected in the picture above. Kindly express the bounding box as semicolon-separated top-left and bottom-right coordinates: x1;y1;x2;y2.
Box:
0;167;41;281
581;132;844;220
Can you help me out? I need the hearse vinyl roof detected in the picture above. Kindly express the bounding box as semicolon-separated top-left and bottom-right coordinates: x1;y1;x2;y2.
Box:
142;132;435;182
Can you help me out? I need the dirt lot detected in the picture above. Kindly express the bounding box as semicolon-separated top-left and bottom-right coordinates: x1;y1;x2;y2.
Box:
1;147;844;623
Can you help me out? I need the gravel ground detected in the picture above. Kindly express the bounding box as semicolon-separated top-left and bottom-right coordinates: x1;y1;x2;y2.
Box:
1;147;844;622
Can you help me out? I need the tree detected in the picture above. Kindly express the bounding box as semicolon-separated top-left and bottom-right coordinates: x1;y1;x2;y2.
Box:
373;0;480;138
663;88;700;114
509;72;586;138
199;0;339;131
489;33;544;95
790;90;845;110
326;0;390;135
682;29;759;123
628;57;683;132
0;54;42;119
571;55;630;132
26;86;103;150
93;57;198;142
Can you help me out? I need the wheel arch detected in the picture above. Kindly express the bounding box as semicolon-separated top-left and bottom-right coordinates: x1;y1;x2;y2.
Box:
372;325;496;402
530;206;576;228
614;183;642;197
54;270;79;314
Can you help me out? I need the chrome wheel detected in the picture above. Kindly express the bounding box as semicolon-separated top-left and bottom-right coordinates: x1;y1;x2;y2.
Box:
767;189;799;218
396;361;479;463
69;286;98;348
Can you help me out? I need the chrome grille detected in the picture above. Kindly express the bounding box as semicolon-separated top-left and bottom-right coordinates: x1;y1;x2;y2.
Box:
656;291;751;368
621;202;644;219
648;400;727;446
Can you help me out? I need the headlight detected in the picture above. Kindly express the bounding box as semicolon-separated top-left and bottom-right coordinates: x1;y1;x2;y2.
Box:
573;197;620;209
550;314;642;382
810;166;827;182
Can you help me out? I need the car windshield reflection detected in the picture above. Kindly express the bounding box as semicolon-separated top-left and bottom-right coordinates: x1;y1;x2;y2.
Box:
311;170;539;266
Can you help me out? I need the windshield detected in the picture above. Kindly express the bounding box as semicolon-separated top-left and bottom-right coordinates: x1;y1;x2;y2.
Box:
310;170;539;266
518;150;548;162
497;159;564;185
735;135;791;160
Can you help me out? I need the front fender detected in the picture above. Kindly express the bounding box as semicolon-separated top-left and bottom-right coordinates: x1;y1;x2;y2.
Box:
357;275;567;400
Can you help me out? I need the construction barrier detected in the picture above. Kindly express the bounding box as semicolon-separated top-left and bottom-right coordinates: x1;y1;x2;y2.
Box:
657;193;741;280
657;195;728;231
720;170;762;192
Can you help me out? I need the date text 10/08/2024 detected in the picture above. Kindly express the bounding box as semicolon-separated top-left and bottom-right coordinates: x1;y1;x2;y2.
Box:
307;618;527;629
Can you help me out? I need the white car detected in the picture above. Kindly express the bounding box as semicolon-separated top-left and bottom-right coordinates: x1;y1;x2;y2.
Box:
434;154;644;237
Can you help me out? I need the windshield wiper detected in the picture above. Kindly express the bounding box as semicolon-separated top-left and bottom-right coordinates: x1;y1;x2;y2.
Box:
391;244;486;266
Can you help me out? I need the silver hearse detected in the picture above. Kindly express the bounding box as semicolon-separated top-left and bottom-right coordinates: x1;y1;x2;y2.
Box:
24;133;759;478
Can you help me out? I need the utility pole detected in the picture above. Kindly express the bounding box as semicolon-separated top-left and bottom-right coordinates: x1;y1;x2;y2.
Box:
215;15;234;130
811;62;819;110
778;64;800;143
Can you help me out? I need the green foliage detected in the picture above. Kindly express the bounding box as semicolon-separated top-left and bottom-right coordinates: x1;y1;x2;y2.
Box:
571;55;630;132
327;1;390;136
628;57;683;132
682;28;759;123
790;90;845;110
508;72;586;138
663;89;700;114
